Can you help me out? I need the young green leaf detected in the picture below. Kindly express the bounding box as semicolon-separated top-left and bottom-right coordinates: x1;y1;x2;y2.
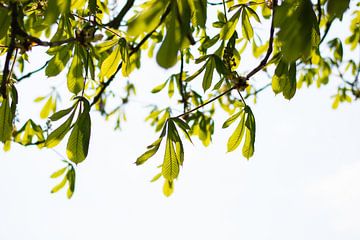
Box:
203;57;216;92
45;44;73;77
45;111;75;148
242;9;254;41
150;172;162;182
40;96;54;119
227;111;246;152
151;80;168;93
67;45;84;94
0;99;13;143
242;107;256;159
49;106;75;121
220;10;241;40
51;175;67;193
66;109;91;164
50;167;67;178
66;168;76;198
222;110;243;129
163;180;174;197
100;45;121;80
162;138;180;181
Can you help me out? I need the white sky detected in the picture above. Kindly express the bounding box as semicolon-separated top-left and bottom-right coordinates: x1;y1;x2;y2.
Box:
1;3;360;240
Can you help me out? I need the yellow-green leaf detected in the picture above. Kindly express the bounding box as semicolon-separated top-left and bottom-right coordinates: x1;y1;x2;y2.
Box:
51;175;67;193
40;96;54;119
227;111;245;152
163;180;174;197
162;138;179;181
66;110;91;164
67;46;84;94
100;45;121;80
45;112;75;148
50;167;67;178
0;99;13;143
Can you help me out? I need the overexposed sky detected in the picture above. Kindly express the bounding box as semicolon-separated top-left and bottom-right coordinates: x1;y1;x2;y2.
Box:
1;3;360;240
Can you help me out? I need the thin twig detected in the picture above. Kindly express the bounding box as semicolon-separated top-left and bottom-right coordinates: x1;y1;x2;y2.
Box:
246;0;277;79
17;60;50;82
179;51;187;113
317;0;322;24
174;86;235;119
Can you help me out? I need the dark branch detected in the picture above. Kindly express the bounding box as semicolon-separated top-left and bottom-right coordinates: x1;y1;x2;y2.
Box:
319;19;333;45
105;0;135;28
1;3;17;98
317;0;322;24
246;0;277;79
179;51;188;113
17;60;50;82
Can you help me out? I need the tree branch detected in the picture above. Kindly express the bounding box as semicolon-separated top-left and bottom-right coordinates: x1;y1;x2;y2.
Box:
1;3;17;99
174;86;236;119
105;0;135;28
246;0;277;79
17;60;50;82
90;4;172;107
179;51;188;113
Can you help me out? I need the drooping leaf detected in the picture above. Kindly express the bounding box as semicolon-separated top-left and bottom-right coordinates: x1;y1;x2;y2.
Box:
66;107;91;164
49;106;75;121
50;167;67;178
100;45;121;80
220;10;241;40
40;96;54;119
0;99;13;143
222;110;243;129
162;138;179;181
203;57;216;92
45;44;73;77
67;45;84;94
227;111;246;152
45;111;75;148
163;179;174;197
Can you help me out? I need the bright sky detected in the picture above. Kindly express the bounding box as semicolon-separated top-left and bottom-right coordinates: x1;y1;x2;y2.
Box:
1;3;360;240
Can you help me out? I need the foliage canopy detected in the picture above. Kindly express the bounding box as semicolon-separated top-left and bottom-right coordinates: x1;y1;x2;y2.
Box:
0;0;359;197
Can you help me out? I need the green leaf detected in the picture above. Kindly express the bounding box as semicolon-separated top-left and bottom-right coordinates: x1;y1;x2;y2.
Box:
0;8;10;39
51;175;67;193
242;9;254;40
45;111;75;148
327;0;350;20
185;63;207;82
49;106;74;121
151;80;168;93
274;0;320;62
242;107;256;159
222;110;242;129
0;99;13;143
150;172;162;182
40;96;54;119
100;45;121;80
136;140;161;165
283;63;297;100
163;180;174;197
50;167;67;178
45;44;73;77
66;168;76;198
220;10;240;40
203;57;216;92
227;111;246;152
67;45;84;94
168;77;175;98
66;108;91;164
162;138;180;181
156;14;180;69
